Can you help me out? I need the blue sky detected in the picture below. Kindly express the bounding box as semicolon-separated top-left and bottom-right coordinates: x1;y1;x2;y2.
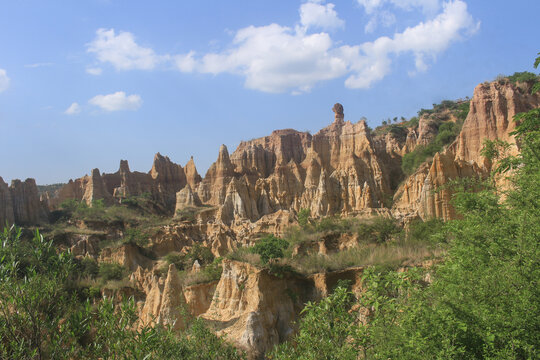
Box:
0;0;538;184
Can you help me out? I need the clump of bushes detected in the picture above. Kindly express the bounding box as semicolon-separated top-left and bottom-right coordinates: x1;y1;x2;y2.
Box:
122;227;148;247
162;244;221;285
78;256;99;279
507;71;539;84
175;206;203;222
250;235;289;264
183;258;224;286
98;262;127;282
356;217;402;244
401;120;462;175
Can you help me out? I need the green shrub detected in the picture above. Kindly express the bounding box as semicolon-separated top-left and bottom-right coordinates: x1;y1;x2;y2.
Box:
176;207;198;222
79;256;99;279
507;71;538;84
165;252;187;271
183;258;223;286
187;243;214;266
251;235;289;264
98;263;126;281
358;217;402;243
407;218;445;243
297;208;311;229
122;227;148;247
59;198;81;213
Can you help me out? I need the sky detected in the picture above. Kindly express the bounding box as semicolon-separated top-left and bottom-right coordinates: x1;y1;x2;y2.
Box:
0;0;538;185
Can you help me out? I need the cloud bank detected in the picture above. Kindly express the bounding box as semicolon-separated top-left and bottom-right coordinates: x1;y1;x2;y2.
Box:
87;0;479;94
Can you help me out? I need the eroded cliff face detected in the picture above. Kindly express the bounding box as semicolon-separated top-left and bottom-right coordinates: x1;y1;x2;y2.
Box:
201;259;313;358
196;107;397;226
393;81;540;220
0;177;48;227
50;153;201;214
44;103;402;226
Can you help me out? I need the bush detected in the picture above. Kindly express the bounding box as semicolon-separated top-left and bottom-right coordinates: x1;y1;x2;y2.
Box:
297;208;311;229
357;217;402;244
165;252;187;271
407;218;445;243
98;263;126;281
122;227;148;247
507;71;538;84
176;207;198;222
79;256;99;279
183;258;223;286
251;235;289;264
187;243;214;266
270;283;357;359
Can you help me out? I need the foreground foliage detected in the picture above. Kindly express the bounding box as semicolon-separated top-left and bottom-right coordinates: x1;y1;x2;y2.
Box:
0;227;244;360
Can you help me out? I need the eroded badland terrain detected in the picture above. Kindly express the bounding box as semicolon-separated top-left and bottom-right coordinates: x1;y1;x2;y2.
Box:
1;77;539;359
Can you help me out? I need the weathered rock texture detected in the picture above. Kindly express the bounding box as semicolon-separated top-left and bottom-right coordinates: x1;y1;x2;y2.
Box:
201;259;312;358
48;153;200;214
393;81;540;220
0;177;48;228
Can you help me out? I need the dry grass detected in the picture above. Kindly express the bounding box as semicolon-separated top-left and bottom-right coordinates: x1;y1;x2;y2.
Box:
103;278;132;291
284;242;444;275
225;246;260;265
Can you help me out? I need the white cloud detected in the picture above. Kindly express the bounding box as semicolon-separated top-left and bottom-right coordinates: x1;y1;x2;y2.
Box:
0;69;9;93
86;1;477;93
300;0;345;31
195;23;348;93
357;0;384;14
86;67;103;75
358;0;440;32
87;28;166;70
89;91;142;111
64;102;81;115
364;10;396;33
174;0;477;93
344;0;479;88
174;51;197;72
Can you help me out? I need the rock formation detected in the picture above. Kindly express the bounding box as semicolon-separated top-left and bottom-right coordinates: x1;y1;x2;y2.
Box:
201;259;311;357
0;177;14;227
0;177;48;228
49;155;202;214
393;81;540;220
3;81;538;228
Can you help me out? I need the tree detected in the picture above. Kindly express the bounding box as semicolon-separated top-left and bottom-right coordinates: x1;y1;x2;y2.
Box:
297;208;311;229
251;235;288;264
270;282;358;360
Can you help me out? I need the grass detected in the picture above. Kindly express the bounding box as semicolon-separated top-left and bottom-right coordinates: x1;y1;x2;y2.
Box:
226;246;261;264
225;215;446;276
284;242;443;275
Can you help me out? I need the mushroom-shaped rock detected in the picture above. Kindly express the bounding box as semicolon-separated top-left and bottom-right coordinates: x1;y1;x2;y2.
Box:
332;103;344;122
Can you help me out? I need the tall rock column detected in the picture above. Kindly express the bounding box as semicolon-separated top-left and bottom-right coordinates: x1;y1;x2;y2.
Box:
9;178;48;225
0;177;14;227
